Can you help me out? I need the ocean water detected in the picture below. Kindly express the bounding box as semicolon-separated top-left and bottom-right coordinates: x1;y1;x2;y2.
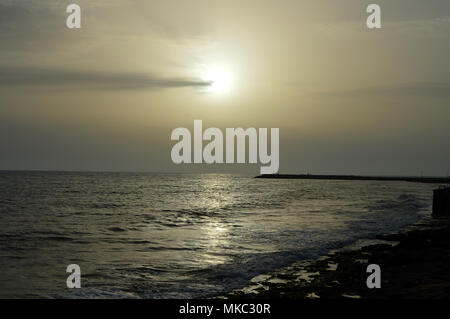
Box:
0;171;435;298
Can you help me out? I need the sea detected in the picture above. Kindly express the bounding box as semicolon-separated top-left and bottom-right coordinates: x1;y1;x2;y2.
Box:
0;171;436;298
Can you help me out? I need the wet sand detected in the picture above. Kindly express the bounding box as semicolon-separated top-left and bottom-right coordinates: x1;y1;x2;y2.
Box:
225;216;450;299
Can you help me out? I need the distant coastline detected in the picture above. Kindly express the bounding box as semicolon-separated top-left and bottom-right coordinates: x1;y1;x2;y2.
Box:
256;174;450;184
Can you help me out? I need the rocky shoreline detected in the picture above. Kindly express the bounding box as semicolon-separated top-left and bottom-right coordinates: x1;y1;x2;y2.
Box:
224;216;450;299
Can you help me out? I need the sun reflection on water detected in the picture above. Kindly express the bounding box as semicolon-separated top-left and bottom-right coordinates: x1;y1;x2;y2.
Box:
198;221;232;266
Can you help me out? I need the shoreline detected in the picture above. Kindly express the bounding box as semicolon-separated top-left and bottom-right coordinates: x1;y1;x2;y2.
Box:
223;215;450;299
256;174;450;184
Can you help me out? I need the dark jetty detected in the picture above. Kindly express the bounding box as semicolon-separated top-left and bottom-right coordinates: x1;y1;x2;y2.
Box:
433;186;450;217
256;174;450;184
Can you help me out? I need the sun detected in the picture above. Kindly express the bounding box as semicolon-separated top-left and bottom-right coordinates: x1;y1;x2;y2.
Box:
202;67;232;94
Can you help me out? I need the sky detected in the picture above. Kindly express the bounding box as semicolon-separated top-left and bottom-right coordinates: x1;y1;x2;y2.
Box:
1;0;450;176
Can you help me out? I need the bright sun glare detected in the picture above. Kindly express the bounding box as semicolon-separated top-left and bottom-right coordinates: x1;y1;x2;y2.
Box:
203;67;232;94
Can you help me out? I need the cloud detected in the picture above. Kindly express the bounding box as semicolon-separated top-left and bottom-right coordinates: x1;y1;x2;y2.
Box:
0;2;68;52
0;0;212;43
319;82;450;99
386;16;450;38
0;67;211;90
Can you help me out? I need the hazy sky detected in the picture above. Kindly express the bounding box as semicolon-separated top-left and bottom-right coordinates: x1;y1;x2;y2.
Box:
1;0;450;175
